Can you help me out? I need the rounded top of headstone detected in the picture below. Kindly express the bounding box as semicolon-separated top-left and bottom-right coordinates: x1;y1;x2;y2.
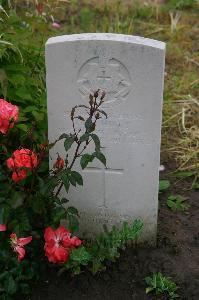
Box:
46;33;165;50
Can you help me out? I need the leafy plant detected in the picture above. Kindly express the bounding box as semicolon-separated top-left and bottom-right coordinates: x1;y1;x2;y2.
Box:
159;180;170;193
145;272;179;299
167;195;189;212
59;219;143;275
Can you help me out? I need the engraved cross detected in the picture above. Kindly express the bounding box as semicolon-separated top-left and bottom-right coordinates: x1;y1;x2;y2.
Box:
84;166;123;208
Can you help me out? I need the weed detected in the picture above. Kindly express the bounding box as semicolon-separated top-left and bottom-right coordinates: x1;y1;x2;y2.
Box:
167;194;189;211
145;272;179;299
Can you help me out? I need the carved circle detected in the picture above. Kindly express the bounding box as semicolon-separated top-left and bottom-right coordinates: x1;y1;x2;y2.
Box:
77;54;132;106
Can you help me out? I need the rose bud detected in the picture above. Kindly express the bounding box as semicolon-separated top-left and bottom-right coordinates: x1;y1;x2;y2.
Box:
53;156;64;170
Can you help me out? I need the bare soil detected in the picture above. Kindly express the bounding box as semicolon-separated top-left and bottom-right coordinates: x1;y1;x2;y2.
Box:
31;166;199;300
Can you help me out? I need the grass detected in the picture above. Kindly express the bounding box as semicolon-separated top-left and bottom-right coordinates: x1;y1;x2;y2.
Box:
2;0;199;178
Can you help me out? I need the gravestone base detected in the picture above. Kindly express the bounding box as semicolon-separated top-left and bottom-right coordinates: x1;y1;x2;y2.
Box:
61;210;157;246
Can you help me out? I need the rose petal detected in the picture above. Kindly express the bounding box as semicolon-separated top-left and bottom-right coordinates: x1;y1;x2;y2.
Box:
0;224;6;231
17;236;32;246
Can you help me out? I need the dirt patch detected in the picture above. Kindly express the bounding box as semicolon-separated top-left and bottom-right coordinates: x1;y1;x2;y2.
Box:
31;167;199;300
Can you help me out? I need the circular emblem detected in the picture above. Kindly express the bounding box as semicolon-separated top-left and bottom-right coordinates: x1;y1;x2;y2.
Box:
77;49;132;106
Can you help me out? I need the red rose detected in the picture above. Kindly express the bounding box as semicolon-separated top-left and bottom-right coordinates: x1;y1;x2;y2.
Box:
10;233;32;261
44;226;82;264
0;99;19;134
11;149;38;169
7;148;38;183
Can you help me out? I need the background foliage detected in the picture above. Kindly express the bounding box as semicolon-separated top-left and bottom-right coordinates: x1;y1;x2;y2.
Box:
0;0;198;298
0;0;198;177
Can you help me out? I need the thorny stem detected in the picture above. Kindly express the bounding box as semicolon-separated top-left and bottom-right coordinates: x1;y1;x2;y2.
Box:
55;91;105;198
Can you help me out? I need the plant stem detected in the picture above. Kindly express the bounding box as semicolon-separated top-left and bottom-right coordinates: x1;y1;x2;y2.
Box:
55;141;81;197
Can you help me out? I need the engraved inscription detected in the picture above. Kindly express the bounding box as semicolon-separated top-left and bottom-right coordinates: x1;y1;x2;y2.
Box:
77;49;132;105
79;209;133;228
76;112;155;145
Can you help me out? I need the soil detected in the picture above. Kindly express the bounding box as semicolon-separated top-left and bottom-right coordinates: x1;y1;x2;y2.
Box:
31;165;199;300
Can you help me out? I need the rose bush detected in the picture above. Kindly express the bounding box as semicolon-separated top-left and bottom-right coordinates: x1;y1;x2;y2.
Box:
0;94;143;299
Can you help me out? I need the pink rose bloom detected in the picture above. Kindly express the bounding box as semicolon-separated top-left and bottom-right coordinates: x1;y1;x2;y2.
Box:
0;224;6;231
10;233;32;261
0;99;19;134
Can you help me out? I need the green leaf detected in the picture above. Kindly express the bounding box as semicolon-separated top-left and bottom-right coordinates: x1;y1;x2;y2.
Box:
59;133;68;140
85;117;95;133
61;198;70;204
67;206;79;216
60;171;70;193
40;176;59;196
192;182;199;190
66;206;79;232
70;246;91;264
159;180;170;192
16;123;29;132
94;151;106;166
0;68;8;98
68;172;77;187
5;275;17;295
70;171;83;186
80;133;89;142
85;117;92;131
64;135;75;152
174;171;194;179
53;207;66;223
167;195;189;212
0;206;5;223
146;287;153;294
91;133;101;151
16;86;32;100
80;154;94;169
32;110;44;121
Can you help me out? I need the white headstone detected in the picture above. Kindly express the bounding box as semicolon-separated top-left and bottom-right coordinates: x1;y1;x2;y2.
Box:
46;33;165;244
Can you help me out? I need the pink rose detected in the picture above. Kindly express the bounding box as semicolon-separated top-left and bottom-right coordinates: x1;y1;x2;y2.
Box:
0;224;7;231
0;99;19;134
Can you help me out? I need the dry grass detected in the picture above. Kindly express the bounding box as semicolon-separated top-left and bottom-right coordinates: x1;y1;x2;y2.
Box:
11;0;199;175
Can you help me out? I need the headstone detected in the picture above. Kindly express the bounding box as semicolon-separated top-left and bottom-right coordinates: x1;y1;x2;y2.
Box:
46;33;165;244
